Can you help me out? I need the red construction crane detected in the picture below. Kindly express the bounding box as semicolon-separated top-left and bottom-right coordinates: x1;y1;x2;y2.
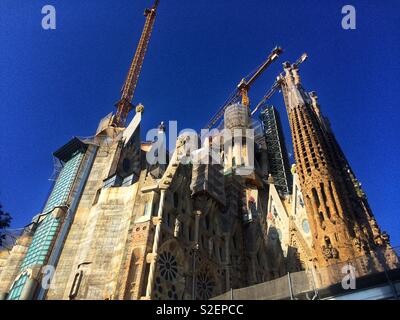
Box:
112;0;160;127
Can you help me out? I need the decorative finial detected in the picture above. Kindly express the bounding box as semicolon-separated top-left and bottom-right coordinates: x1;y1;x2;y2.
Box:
136;103;144;113
158;121;165;132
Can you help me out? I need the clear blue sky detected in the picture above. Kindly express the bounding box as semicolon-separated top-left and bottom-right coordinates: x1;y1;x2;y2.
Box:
0;0;399;245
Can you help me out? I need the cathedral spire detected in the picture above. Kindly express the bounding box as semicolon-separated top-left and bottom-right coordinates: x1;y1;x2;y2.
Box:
280;61;394;272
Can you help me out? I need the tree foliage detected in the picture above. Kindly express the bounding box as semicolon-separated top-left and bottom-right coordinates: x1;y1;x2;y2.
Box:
0;203;12;247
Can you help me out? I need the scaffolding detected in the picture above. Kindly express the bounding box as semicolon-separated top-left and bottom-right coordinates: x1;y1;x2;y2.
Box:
0;226;35;252
212;246;400;300
260;106;292;194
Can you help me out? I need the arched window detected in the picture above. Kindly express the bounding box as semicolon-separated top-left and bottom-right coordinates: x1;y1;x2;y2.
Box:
7;271;29;300
69;270;83;300
302;219;310;234
324;236;331;246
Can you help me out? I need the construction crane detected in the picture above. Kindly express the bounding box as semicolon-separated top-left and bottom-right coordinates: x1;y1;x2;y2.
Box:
205;47;283;129
250;53;308;116
112;0;160;127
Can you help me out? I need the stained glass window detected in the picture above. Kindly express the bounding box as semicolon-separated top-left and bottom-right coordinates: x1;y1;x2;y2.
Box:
43;152;84;213
7;273;28;300
7;151;84;300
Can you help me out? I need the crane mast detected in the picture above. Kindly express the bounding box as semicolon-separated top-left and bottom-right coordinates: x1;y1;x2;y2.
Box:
112;0;160;127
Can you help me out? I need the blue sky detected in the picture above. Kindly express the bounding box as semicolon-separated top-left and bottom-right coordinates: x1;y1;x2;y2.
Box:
0;0;399;245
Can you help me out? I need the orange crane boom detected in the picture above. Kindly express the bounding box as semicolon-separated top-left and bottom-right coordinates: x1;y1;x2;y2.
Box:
113;0;160;127
250;53;308;116
237;47;283;107
205;47;283;129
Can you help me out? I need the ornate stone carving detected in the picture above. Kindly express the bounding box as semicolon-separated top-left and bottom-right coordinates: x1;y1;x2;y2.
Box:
322;244;339;260
173;218;181;238
353;237;362;252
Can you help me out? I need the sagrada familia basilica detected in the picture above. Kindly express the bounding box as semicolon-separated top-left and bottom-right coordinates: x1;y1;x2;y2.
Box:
0;1;397;300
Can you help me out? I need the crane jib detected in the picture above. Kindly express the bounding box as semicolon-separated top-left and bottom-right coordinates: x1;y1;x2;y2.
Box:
205;47;283;129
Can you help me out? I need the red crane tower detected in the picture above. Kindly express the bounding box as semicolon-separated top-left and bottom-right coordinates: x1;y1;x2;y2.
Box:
112;0;160;127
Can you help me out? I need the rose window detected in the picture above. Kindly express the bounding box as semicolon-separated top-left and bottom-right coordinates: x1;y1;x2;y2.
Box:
196;270;215;300
158;251;178;281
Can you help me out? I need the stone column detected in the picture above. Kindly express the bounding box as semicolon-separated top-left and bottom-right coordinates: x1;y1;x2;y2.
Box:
310;193;321;228
223;233;231;292
324;182;342;221
316;188;330;221
145;189;166;298
193;210;202;246
330;181;346;220
304;195;318;240
233;129;242;167
20;278;39;300
192;210;202;300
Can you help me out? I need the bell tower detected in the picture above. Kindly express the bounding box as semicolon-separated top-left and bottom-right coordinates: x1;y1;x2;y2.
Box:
280;61;394;272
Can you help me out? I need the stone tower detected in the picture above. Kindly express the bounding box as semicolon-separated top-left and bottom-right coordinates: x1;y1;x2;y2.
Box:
279;61;396;275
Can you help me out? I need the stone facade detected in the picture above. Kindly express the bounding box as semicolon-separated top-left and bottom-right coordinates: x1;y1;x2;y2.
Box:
0;104;286;300
0;234;33;299
278;61;398;279
1;45;397;299
266;171;314;272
